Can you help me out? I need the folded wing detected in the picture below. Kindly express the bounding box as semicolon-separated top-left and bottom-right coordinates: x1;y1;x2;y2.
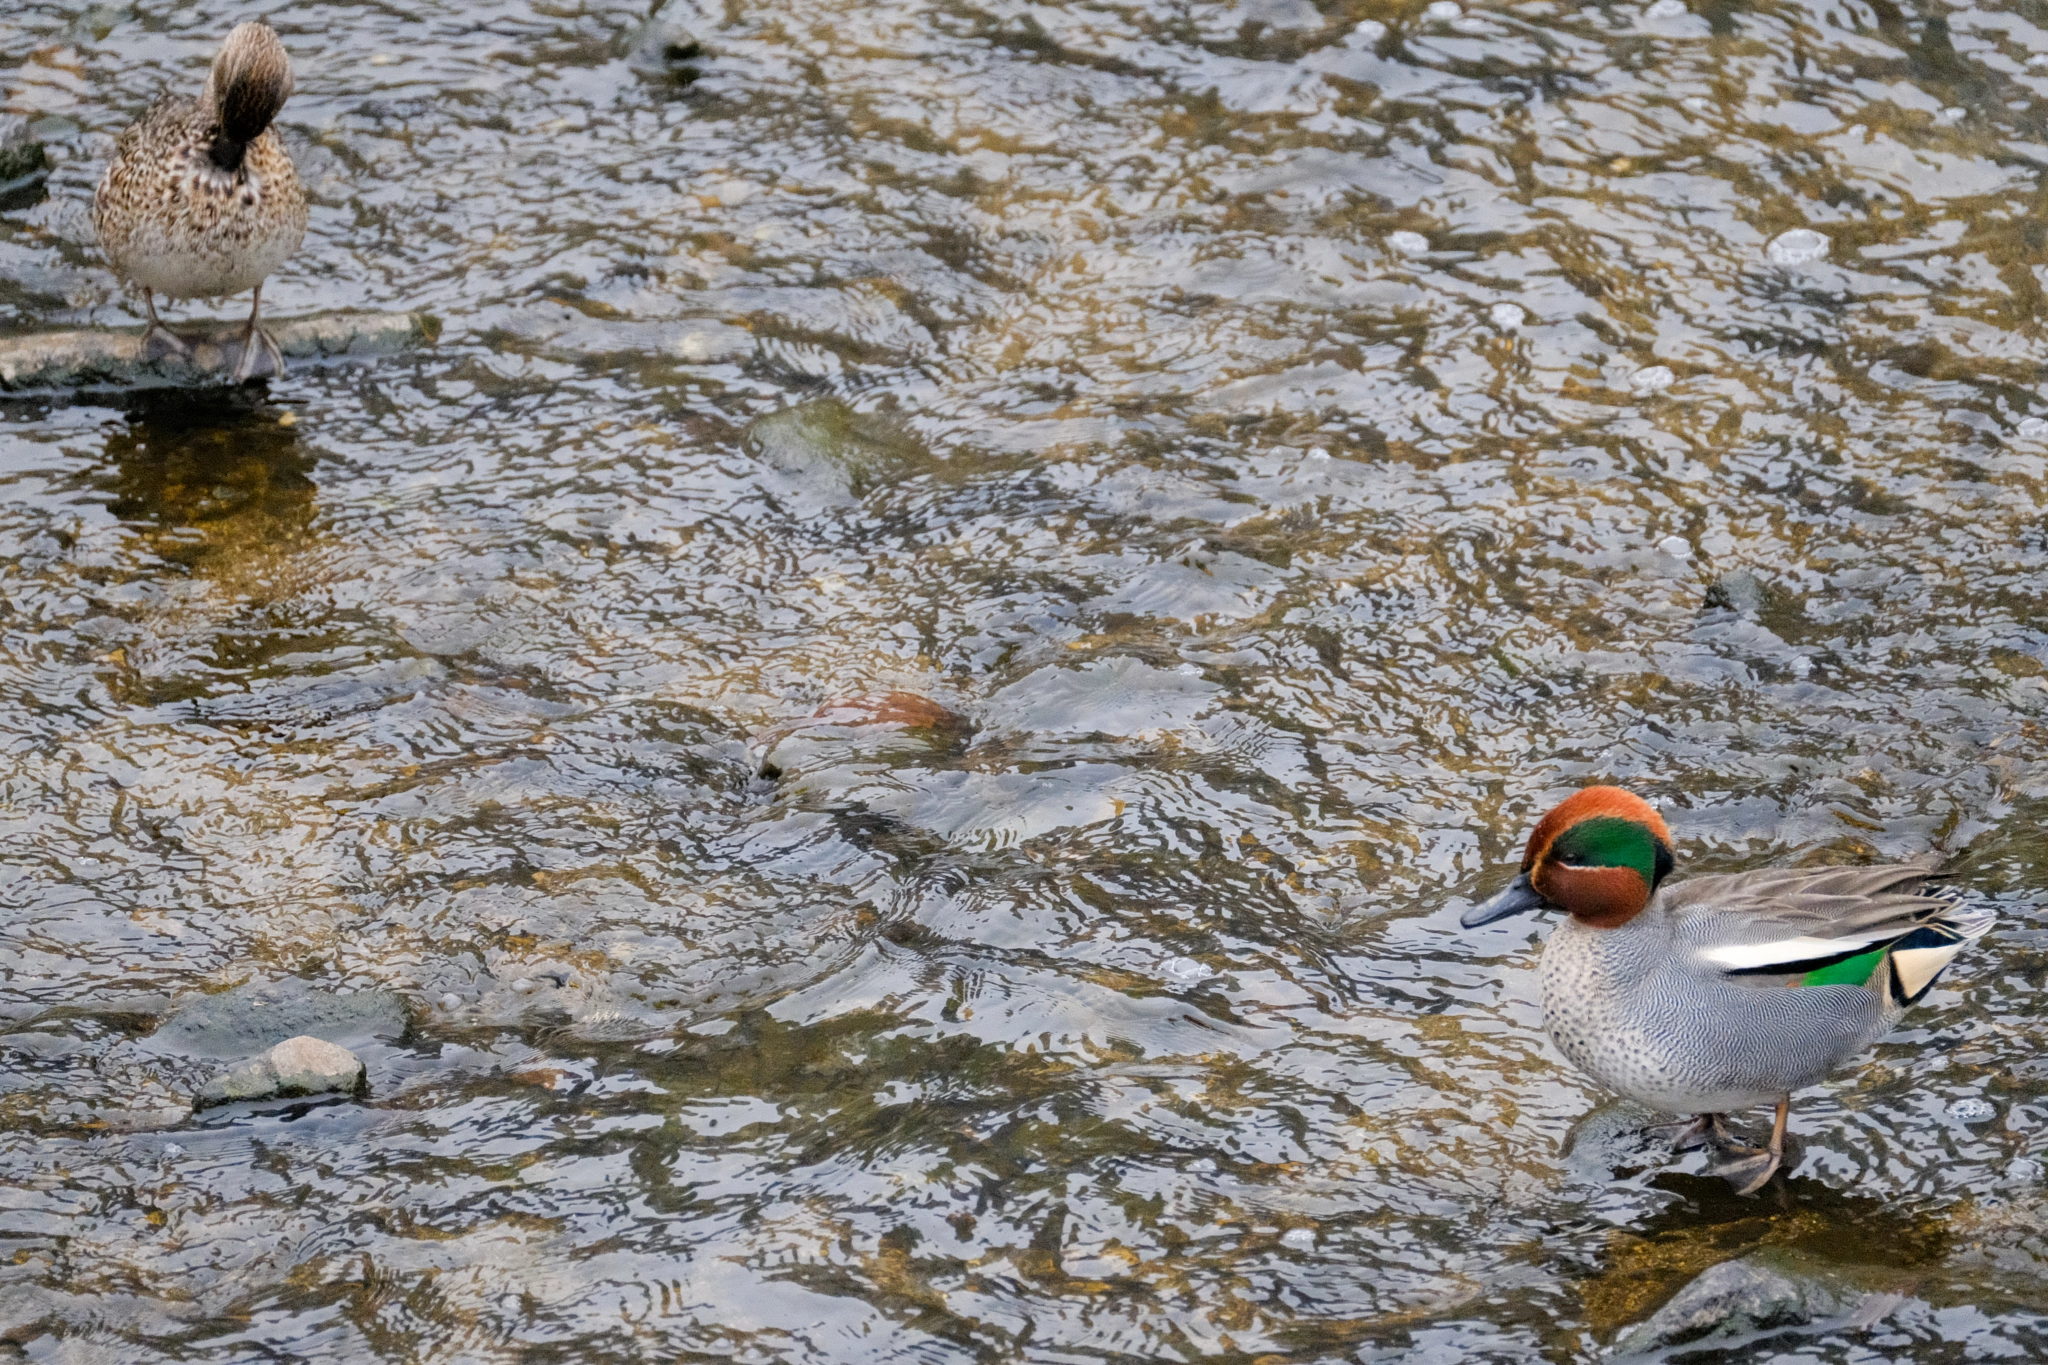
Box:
1675;862;1993;1006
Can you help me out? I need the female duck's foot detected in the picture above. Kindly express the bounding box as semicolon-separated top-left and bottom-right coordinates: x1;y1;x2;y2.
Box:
138;320;194;363
1706;1097;1790;1196
230;285;284;382
232;324;285;382
137;287;194;363
1646;1113;1734;1152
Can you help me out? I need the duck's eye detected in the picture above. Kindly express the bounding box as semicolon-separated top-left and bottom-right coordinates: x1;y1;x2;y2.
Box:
1559;853;1585;866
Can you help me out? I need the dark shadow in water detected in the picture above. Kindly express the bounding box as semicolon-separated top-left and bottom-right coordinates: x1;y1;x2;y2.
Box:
1576;1168;1946;1345
100;387;315;552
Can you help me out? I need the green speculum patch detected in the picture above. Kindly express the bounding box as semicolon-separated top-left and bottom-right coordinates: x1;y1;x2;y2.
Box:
1550;817;1660;888
1800;946;1888;989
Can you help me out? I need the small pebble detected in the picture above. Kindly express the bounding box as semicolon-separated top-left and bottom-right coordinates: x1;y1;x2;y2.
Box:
1162;955;1213;983
2020;417;2048;440
1387;230;1430;255
1489;302;1526;331
1766;228;1830;266
438;993;462;1011
1630;364;1676;393
1657;535;1692;560
2008;1157;2043;1184
1644;0;1687;15
510;978;538;995
1281;1227;1317;1250
1425;1;1461;20
1949;1097;1997;1123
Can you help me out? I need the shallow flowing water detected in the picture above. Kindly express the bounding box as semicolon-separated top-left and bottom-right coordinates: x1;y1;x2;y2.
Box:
4;0;2048;1359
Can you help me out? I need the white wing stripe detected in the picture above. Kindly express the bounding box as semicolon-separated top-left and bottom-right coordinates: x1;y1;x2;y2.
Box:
1699;934;1889;972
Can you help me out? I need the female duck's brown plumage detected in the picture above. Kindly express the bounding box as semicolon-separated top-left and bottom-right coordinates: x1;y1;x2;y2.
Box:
93;21;308;382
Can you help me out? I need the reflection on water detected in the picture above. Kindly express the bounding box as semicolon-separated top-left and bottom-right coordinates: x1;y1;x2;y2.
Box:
5;0;2048;1358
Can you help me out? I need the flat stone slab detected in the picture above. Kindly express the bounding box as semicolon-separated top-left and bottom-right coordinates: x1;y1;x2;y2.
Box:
196;1035;366;1107
0;311;435;391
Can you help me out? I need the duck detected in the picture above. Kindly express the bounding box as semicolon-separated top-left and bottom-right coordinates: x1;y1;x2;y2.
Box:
92;21;309;383
1462;786;1992;1194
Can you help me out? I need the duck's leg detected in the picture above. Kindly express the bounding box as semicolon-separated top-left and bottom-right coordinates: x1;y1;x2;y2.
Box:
1645;1113;1734;1151
1707;1097;1789;1195
230;284;285;382
137;288;194;363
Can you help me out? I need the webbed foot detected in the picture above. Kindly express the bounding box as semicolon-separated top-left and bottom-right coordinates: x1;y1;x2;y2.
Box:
232;324;285;382
138;321;195;364
1706;1142;1781;1196
1704;1096;1791;1196
1645;1113;1734;1152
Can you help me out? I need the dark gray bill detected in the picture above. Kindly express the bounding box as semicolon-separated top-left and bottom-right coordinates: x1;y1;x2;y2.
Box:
1460;872;1548;928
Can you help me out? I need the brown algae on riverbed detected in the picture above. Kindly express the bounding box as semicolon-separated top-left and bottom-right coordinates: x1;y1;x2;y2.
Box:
4;0;2048;1359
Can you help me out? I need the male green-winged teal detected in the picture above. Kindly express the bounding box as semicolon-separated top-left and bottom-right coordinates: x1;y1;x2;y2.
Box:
93;21;308;382
1463;786;1992;1194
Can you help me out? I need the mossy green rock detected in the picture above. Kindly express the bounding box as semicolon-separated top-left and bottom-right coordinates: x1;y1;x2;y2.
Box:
1611;1247;1903;1356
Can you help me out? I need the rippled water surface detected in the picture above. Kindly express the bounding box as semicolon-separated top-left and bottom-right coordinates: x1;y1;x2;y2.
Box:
7;0;2048;1359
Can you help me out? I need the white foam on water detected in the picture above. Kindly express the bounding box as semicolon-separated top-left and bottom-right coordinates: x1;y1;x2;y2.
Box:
1950;1098;1997;1123
1767;228;1830;265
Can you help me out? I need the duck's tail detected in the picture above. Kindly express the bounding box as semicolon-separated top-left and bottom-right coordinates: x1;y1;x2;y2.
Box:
1886;901;1995;1007
207;22;294;169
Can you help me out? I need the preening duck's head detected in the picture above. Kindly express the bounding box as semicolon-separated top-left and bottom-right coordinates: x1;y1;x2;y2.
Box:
204;22;295;172
1461;786;1674;930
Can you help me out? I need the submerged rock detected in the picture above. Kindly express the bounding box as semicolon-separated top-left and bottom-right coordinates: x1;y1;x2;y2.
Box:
626;0;706;78
1703;568;1768;616
745;398;934;508
0;116;49;208
149;977;407;1060
1611;1247;1902;1355
196;1035;365;1107
753;690;967;779
0;311;435;391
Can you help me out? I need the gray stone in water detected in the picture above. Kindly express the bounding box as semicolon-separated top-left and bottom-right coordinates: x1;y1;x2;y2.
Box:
500;308;752;366
745;398;932;507
1703;568;1768;616
627;0;706;76
0;116;48;186
196;1035;365;1107
980;657;1222;740
150;977;407;1061
1610;1247;1898;1355
0;311;434;391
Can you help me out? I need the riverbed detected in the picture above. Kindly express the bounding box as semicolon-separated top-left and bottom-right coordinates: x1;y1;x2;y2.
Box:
3;0;2048;1359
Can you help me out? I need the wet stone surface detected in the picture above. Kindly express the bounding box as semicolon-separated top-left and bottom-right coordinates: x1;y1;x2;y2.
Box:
1608;1246;1902;1356
4;0;2048;1361
195;1035;366;1108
